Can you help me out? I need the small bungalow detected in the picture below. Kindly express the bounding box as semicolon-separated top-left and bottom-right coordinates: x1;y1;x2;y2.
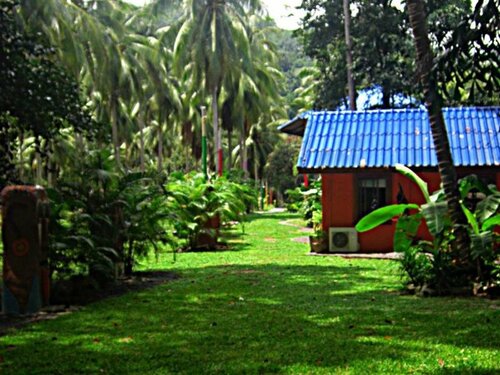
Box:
279;107;500;253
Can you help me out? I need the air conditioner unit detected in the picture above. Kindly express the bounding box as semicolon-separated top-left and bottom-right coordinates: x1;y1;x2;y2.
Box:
329;227;359;252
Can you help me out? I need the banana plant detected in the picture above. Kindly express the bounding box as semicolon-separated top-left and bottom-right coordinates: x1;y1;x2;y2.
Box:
357;165;499;248
356;164;450;250
356;164;499;291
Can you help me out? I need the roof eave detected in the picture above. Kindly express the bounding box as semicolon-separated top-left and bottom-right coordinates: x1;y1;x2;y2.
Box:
278;118;307;136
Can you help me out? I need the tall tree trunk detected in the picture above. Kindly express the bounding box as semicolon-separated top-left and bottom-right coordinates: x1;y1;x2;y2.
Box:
182;120;194;172
253;144;259;184
110;97;121;168
157;117;163;173
227;127;232;172
124;141;130;170
241;119;249;179
75;131;84;168
382;88;391;109
343;0;356;110
192;124;202;160
139;114;145;173
406;0;470;264
75;131;84;150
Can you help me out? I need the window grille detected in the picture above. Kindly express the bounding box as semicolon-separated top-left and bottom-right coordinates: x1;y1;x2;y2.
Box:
358;178;387;219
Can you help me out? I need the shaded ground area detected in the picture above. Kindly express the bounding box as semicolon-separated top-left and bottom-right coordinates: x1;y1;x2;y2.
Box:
0;271;178;336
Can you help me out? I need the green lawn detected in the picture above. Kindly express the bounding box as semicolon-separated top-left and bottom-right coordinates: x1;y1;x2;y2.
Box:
1;212;499;374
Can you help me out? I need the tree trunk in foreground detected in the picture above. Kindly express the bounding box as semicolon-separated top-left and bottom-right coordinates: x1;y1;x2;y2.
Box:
406;0;470;264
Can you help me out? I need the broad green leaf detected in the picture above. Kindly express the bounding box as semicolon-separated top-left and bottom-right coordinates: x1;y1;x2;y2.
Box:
470;232;494;260
395;164;430;203
393;213;423;252
461;203;479;235
421;201;448;236
429;188;445;203
482;214;500;231
476;192;500;223
355;204;419;232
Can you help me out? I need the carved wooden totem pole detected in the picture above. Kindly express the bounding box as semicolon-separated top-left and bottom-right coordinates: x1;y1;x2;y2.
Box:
2;186;50;315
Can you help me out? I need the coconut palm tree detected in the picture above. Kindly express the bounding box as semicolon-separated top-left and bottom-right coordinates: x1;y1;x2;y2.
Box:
406;0;470;264
220;17;285;178
17;0;130;167
173;0;261;176
292;66;321;113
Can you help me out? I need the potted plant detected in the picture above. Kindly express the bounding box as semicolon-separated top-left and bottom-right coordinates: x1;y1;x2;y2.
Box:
309;211;328;253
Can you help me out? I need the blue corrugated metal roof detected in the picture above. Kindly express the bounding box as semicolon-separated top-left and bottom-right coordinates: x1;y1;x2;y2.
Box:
288;107;500;170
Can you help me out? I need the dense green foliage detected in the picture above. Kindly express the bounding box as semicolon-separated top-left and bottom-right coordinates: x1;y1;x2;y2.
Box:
297;0;415;108
166;172;257;250
0;0;298;284
356;166;500;295
285;178;322;230
296;0;498;109
46;147;257;285
48;150;171;281
1;212;499;374
433;0;499;105
264;140;300;203
268;28;313;117
0;0;497;304
0;0;91;188
0;0;289;188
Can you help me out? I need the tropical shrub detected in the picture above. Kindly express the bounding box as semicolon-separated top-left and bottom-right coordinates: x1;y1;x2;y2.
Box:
284;186;304;212
356;165;499;295
165;173;255;251
48;150;122;283
116;172;175;275
48;150;173;284
264;141;300;205
300;179;322;228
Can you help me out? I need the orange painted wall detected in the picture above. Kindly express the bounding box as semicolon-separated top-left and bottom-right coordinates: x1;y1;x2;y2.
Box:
321;170;500;253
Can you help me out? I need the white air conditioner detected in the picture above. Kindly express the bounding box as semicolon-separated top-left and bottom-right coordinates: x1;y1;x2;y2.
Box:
329;227;359;252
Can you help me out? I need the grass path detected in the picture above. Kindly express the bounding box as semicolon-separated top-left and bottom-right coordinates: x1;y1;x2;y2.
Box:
1;212;499;374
